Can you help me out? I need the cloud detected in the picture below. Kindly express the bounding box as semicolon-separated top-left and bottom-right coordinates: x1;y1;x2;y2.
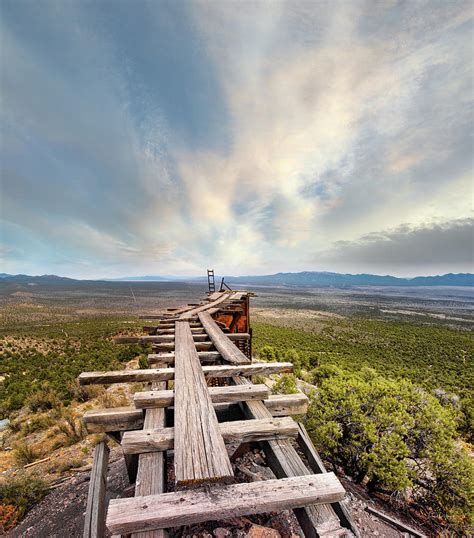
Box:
318;218;474;275
0;0;473;277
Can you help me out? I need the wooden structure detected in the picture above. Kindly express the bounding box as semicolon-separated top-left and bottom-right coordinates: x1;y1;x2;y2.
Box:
80;287;359;537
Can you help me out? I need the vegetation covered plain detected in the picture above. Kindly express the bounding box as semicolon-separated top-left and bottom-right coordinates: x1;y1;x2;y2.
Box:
0;294;472;535
253;312;473;535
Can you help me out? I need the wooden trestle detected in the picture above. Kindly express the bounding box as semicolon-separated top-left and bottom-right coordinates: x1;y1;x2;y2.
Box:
80;290;359;538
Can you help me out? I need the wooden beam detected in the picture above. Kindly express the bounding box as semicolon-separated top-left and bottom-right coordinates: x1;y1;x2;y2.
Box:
121;417;298;454
233;377;346;537
151;342;214;352
147;351;221;365
132;359;168;538
296;423;360;537
198;312;250;365
364;507;426;538
79;362;292;385
264;393;308;416
83;393;306;434
84;442;109;538
84;407;144;432
113;334;209;344
106;473;345;535
174;321;233;485
143;327;205;334
179;292;235;320
134;384;270;409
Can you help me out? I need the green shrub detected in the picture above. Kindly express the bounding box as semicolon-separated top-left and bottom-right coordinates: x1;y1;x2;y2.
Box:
0;473;48;517
138;355;149;369
305;366;474;534
284;349;302;376
55;458;84;473
66;380;104;403
97;390;129;408
21;414;53;435
0;318;141;416
13;442;42;466
272;374;299;395
252;374;266;385
25;385;60;412
258;345;278;362
54;410;87;446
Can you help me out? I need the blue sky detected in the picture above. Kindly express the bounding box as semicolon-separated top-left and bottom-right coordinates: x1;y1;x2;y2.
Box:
1;0;472;278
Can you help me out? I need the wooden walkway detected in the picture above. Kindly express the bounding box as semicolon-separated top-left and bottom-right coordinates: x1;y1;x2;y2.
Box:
80;290;359;538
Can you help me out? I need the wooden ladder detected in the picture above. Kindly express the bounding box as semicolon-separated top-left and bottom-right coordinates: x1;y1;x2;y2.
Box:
207;268;215;293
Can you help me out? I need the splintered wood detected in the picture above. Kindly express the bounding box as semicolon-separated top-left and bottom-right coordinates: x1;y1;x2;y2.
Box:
173;321;233;485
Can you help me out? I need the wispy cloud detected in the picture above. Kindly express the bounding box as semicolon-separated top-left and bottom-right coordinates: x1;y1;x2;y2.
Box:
1;0;472;277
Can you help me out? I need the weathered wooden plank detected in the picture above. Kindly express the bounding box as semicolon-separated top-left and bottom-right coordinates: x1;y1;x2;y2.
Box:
121;417;298;454
149;333;249;344
233;377;347;538
179;292;235;320
132;362;168;538
84;407;144;432
84;442;109;538
208;291;224;301
147;351;221;365
364;507;426;538
152;341;214;352
174;321;233;485
144;327;205;335
265;392;309;416
296;423;360;537
114;334;209;344
198;311;250;365
79;362;292;385
106;473;345;535
84;393;305;433
134;384;270;409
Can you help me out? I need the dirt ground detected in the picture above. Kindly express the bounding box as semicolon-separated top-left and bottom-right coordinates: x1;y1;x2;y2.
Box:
9;444;431;538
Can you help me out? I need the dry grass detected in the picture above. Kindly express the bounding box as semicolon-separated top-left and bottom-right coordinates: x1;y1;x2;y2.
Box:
13;442;42;466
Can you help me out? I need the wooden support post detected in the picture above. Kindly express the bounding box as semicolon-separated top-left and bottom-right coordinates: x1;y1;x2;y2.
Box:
84;441;109;538
174;321;233;485
123;445;139;485
106;474;345;536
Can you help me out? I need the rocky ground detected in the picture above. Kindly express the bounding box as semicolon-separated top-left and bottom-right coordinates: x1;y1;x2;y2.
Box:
9;443;430;538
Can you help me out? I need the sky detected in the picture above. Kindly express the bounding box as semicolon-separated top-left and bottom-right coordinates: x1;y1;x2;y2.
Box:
0;0;473;278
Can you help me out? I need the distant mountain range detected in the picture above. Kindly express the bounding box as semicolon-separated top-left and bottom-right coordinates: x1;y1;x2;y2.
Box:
222;271;474;287
0;271;473;287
